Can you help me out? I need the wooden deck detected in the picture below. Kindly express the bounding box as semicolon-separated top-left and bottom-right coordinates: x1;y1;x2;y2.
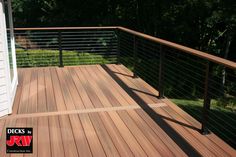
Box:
0;64;235;157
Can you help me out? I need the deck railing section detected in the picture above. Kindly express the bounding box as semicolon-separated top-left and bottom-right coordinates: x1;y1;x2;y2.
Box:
14;26;236;148
118;27;236;148
14;27;118;67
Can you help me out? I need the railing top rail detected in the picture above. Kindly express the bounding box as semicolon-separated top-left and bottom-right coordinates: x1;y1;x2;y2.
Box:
14;26;118;31
118;27;236;69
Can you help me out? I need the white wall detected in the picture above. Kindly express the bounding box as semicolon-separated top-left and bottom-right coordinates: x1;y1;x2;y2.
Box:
0;0;12;117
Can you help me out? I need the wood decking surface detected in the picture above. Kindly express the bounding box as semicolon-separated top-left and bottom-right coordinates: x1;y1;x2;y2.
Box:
0;64;235;157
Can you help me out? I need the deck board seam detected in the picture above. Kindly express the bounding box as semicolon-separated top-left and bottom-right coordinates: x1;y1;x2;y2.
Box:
4;104;166;119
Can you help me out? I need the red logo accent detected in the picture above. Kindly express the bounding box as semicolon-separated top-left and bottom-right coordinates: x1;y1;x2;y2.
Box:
6;136;33;146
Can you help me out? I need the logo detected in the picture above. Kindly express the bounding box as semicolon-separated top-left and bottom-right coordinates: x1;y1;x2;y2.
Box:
6;128;33;153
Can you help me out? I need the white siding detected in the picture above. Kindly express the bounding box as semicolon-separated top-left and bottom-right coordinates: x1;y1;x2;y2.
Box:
0;77;5;86
0;42;7;104
0;52;3;60
0;93;7;103
0;68;5;77
0;32;8;101
0;84;6;94
0;0;10;116
0;60;4;67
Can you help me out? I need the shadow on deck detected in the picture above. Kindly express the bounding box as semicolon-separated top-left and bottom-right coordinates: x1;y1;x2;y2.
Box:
0;64;235;157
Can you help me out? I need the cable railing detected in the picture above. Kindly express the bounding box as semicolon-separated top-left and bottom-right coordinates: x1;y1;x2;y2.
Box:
117;27;236;148
14;27;118;67
14;26;236;148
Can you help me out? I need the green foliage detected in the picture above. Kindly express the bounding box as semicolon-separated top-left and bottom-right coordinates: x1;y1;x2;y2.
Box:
212;96;236;111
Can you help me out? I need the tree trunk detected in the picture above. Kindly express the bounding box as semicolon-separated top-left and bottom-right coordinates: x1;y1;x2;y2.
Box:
222;32;232;86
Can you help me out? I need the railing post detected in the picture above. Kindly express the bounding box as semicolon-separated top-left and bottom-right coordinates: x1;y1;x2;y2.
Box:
58;30;63;67
158;45;165;98
133;35;137;77
201;61;211;135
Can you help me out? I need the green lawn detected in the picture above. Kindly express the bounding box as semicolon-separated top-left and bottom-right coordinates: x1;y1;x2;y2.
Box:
16;49;117;67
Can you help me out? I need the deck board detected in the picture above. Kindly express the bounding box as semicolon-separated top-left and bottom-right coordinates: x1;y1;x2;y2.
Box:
69;114;92;157
45;68;57;112
79;114;106;157
50;68;67;111
59;115;79;157
49;116;65;157
0;64;235;157
89;113;120;157
37;116;51;157
37;68;47;113
98;112;134;157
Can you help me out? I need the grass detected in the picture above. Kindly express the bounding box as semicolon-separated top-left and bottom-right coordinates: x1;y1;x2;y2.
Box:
172;99;236;148
16;49;117;67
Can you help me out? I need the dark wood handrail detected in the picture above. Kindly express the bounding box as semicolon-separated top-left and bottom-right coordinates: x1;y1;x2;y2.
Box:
13;26;236;69
117;27;236;69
